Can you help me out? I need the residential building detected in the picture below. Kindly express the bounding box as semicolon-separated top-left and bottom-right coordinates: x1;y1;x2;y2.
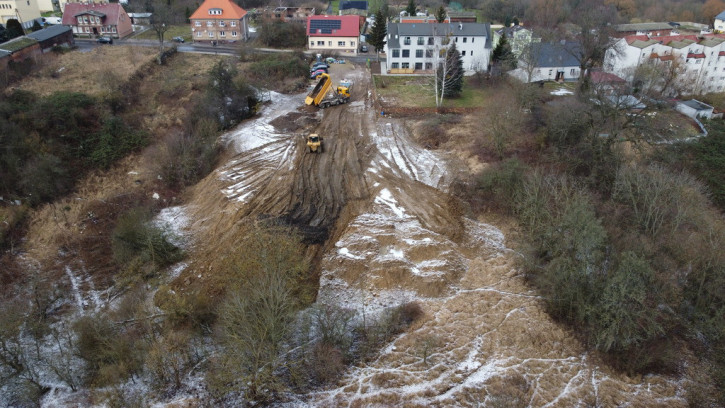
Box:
127;12;151;25
383;22;492;75
190;0;249;43
604;33;725;95
0;0;41;25
339;0;367;16
307;15;361;55
447;11;477;23
0;36;40;68
715;11;725;33
493;24;539;57
613;22;676;38
265;7;315;24
25;24;73;51
510;42;582;83
399;15;447;24
61;2;132;38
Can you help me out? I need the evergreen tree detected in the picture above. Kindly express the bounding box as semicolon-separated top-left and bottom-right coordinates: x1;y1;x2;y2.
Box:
0;24;8;43
492;33;517;72
5;19;24;40
405;0;416;16
31;20;43;32
435;6;446;23
368;9;387;61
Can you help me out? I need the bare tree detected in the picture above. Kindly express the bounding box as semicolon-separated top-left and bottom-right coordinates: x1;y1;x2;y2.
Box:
429;27;464;108
150;0;175;59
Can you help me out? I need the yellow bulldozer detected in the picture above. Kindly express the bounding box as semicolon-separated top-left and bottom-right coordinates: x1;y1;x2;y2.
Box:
306;133;323;153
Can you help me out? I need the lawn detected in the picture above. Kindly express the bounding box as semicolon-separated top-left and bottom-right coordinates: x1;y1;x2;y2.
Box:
373;75;492;108
131;25;192;42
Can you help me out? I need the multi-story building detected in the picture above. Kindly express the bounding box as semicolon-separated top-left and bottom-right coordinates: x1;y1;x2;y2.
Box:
493;24;539;57
61;2;132;38
0;0;41;26
307;15;361;55
190;0;249;44
383;22;492;75
604;33;725;95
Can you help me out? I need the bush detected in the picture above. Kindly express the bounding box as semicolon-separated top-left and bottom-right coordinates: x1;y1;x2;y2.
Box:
154;119;220;189
19;154;71;206
256;20;307;48
112;207;183;281
90;117;147;168
248;53;309;83
475;158;527;213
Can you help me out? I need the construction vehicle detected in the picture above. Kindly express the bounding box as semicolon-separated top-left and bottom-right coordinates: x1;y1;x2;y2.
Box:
305;73;351;109
306;133;323;153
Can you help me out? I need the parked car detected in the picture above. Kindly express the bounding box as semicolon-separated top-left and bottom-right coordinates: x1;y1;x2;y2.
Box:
310;69;327;79
172;36;184;43
97;36;113;44
360;45;368;52
310;63;329;71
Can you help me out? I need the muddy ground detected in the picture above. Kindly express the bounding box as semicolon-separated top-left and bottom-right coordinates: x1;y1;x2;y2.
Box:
176;61;691;407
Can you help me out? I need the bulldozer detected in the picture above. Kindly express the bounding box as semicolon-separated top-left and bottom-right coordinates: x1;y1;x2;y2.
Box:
306;133;323;153
305;73;351;108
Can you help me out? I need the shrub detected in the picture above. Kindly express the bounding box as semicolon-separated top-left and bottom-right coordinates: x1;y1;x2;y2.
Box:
256;20;307;48
112;207;183;280
19;154;71;206
248;53;309;83
475;158;527;213
154;119;220;189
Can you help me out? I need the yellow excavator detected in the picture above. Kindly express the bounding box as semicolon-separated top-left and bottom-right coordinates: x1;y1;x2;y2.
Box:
305;73;351;109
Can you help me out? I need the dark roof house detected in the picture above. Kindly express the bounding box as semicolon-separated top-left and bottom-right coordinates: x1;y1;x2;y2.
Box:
26;25;74;51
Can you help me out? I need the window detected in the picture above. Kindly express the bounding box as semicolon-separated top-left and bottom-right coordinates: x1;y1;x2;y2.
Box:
195;21;201;26
196;31;201;37
83;17;88;23
77;16;82;23
219;21;225;27
404;36;411;45
402;62;410;68
570;69;576;75
428;37;434;45
328;41;332;46
317;41;324;46
549;69;553;75
338;41;346;46
402;49;410;57
231;21;237;27
112;27;116;33
463;37;467;43
472;37;474;43
417;36;424;45
462;51;466;56
209;31;214;37
415;62;422;69
392;62;399;68
220;31;225;37
425;62;432;69
84;27;89;32
415;49;423;58
208;8;222;15
425;49;432;58
470;51;473;56
351;41;355;46
455;37;458;42
207;21;213;26
310;41;314;46
393;49;400;58
232;31;237;37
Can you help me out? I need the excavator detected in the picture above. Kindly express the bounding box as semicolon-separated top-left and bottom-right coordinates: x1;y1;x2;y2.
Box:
305;73;351;109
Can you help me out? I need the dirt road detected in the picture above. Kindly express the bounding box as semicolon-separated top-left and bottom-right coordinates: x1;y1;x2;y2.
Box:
189;63;688;406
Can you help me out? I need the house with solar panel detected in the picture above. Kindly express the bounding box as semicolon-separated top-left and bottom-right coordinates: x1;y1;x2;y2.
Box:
383;22;492;75
190;0;249;43
339;0;367;16
307;15;362;55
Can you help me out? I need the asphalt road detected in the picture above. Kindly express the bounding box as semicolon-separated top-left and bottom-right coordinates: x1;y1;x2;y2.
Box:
73;38;383;64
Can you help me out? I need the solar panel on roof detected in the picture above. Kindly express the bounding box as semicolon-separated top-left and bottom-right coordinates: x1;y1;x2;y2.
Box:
309;19;342;34
340;1;367;10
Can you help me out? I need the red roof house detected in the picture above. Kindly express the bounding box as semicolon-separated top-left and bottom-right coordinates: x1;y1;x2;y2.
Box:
190;0;249;43
61;3;132;39
307;15;362;55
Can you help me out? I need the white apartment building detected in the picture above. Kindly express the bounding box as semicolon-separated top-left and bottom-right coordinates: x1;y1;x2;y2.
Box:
0;0;41;25
604;33;725;95
383;22;492;75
